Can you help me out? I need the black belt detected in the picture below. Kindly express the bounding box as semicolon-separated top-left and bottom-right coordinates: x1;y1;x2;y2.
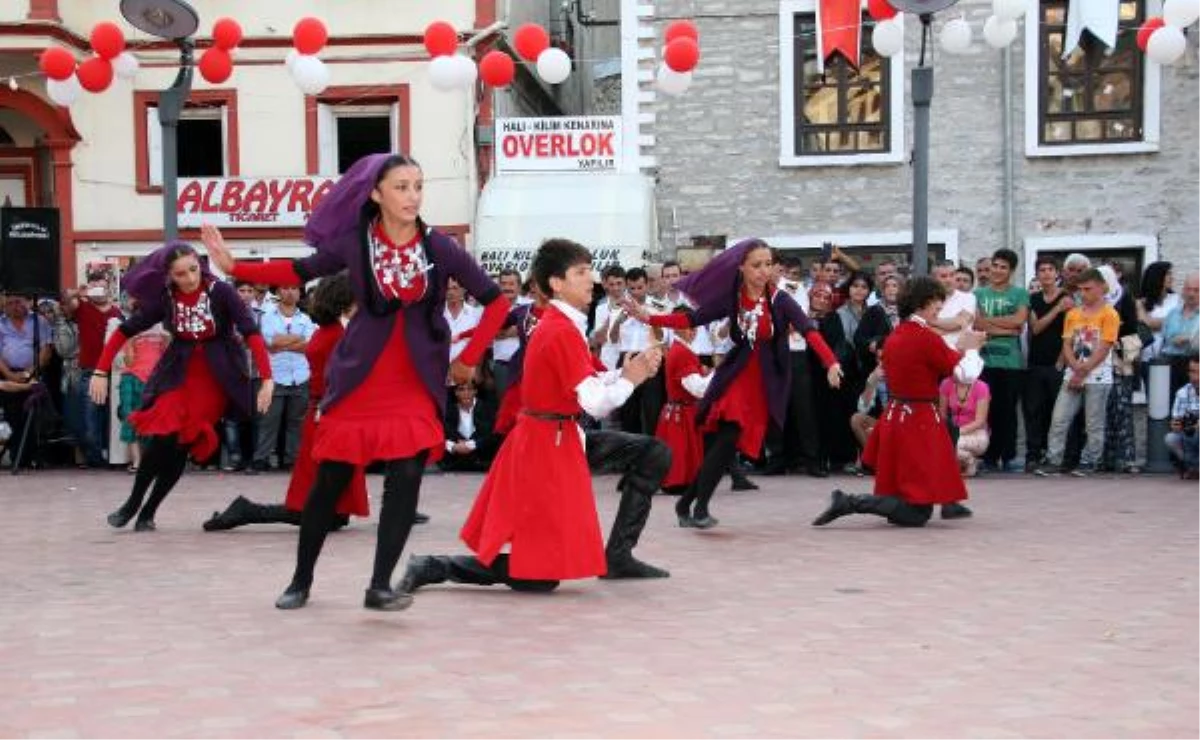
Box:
522;409;580;445
890;397;937;404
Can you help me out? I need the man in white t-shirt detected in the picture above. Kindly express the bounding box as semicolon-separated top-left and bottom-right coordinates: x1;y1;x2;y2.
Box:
610;268;655;434
590;265;627;371
490;269;529;398
930;260;977;349
445;276;483;365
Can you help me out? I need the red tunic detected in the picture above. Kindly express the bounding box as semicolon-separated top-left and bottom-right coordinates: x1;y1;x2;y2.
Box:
863;319;966;505
702;291;774;458
285;322;370;517
460;305;607;580
115;286;271;462
655;341;707;488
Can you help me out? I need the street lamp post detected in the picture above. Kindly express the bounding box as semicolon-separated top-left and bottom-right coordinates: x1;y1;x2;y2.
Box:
887;0;959;276
119;0;200;242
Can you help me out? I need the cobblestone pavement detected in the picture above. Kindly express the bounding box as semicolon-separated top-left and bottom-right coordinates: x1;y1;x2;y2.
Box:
0;468;1195;738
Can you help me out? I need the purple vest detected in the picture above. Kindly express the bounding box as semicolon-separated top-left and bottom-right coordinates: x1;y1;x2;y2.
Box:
292;225;502;416
685;290;819;429
119;279;259;420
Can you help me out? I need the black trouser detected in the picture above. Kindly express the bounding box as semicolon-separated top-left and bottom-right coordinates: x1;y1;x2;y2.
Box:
848;493;934;527
640;372;666;437
779;350;818;467
115;434;190;523
0;387;34;468
438;453;493;472
1022;365;1062;463
982;367;1023;465
288;453;426;592
678;421;740;518
584;429;670;562
421;554;562;592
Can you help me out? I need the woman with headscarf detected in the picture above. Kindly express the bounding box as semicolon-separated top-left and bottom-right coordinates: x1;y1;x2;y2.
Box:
89;242;274;532
202;153;510;612
1098;264;1141;473
621;239;843;529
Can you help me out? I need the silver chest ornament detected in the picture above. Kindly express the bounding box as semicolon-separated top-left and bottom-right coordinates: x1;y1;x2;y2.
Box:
174;291;214;335
739;296;767;343
371;229;431;294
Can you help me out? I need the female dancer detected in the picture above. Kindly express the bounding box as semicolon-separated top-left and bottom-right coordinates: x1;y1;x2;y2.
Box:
812;277;985;528
90;242;274;531
655;309;711;493
202;273;369;532
623;239;843;529
203;153;509;611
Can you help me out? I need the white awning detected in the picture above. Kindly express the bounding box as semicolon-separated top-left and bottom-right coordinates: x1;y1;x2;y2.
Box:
473;172;657;277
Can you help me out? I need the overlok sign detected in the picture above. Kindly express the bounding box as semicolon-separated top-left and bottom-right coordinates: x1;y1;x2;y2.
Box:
495;116;622;173
177;176;338;228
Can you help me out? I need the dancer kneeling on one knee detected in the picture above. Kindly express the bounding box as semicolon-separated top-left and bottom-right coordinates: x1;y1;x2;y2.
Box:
812;276;985;528
622;239;843;530
399;238;669;595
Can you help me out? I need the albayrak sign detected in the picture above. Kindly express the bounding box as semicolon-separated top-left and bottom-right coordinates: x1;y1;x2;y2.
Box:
177;177;337;228
495;116;621;173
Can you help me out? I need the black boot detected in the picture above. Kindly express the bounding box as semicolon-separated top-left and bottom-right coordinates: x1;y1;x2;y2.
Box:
396;555;451;593
203;496;255;531
730;468;759;491
602;473;669;579
941;502;973;520
812;489;857;526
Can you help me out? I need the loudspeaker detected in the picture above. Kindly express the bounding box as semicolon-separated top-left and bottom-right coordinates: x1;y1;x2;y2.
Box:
0;207;61;296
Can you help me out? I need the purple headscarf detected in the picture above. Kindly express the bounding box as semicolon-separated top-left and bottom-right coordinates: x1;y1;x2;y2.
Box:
304;152;420;247
121;240;216;313
674;238;768;310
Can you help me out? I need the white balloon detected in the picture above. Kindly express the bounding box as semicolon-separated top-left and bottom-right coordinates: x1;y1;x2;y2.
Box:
872;19;904;57
1163;0;1200;28
536;47;572;85
655;64;692;96
992;0;1027;21
428;55;460;91
291;54;330;95
1146;25;1187;64
113;51;140;80
450;54;477;88
46;75;82;106
285;48;301;72
940;17;973;53
982;14;1018;48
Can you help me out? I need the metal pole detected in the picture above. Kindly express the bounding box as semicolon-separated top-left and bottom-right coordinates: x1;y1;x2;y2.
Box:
1145;358;1174;473
910;15;933;277
158;40;195;241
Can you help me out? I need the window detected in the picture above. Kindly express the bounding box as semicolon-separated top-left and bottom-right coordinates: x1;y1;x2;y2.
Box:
1025;0;1161;156
305;86;411;175
1021;233;1158;288
751;229;961;271
134;90;239;193
779;0;905;166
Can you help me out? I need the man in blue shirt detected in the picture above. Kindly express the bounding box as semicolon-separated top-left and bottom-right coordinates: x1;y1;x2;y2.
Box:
254;285;315;471
0;294;53;468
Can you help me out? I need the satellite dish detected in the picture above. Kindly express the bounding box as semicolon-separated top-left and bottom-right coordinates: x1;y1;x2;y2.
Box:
886;0;962;14
119;0;199;39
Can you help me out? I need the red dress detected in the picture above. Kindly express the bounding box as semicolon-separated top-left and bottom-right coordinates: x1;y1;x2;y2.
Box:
460;305;607;580
863;319;966;505
655;341;707;487
126;287;270;462
702;291;774;458
285;322;370;517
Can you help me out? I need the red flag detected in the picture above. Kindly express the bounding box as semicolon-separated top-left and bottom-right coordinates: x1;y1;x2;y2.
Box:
818;0;862;70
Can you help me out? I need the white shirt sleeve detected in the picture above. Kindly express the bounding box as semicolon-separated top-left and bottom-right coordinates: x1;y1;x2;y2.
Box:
575;372;636;419
680;372;711;399
953;349;985;384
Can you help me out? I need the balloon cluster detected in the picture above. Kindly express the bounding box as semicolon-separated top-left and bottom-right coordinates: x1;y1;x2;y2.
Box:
1138;0;1198;65
288;17;331;95
199;18;243;85
40;22;139;106
423;21;573;92
656;20;700;97
868;0;1027;58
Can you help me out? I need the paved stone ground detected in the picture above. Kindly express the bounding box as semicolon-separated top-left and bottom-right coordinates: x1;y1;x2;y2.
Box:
0;468;1195;738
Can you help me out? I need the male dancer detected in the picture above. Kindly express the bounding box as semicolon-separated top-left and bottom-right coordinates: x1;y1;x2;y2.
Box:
398;239;671;593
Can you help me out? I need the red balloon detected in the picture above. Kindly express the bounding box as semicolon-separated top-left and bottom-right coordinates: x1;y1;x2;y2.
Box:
1137;16;1165;52
212;18;243;50
424;21;458;57
664;20;699;45
867;0;899;21
90;22;125;60
77;57;114;93
664;37;700;73
39;47;76;81
198;48;233;84
479;50;516;87
293;17;328;55
513;23;550;61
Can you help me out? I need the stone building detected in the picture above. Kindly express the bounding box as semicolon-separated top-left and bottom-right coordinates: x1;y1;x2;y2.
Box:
613;0;1198;284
